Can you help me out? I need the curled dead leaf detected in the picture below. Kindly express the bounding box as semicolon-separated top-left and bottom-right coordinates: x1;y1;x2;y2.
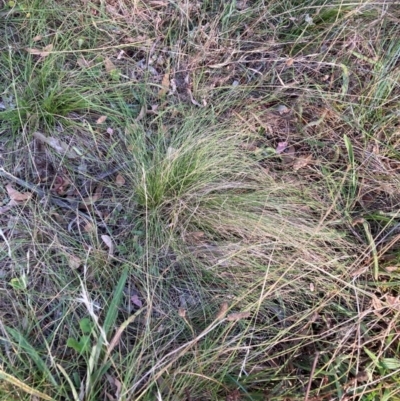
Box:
351;217;365;226
6;184;32;201
101;235;114;255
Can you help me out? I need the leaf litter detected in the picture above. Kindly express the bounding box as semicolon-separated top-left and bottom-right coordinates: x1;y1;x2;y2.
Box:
6;184;32;201
26;43;53;58
33;132;78;159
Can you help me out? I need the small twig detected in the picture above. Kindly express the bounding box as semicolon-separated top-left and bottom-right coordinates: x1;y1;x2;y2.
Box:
0;167;91;220
305;351;320;401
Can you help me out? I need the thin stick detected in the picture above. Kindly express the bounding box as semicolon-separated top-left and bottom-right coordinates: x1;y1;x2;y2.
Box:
305;351;320;401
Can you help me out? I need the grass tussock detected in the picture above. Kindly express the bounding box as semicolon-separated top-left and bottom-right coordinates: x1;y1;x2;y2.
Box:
1;0;400;400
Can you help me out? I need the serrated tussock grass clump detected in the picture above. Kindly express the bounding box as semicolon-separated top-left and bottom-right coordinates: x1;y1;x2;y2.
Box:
106;112;360;399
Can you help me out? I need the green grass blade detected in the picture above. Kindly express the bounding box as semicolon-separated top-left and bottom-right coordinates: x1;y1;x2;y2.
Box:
103;267;129;339
3;327;57;386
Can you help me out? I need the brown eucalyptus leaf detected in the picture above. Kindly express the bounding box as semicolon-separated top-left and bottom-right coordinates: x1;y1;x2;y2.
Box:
6;184;32;201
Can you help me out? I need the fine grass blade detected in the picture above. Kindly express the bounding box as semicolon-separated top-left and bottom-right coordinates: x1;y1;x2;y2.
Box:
3;327;57;386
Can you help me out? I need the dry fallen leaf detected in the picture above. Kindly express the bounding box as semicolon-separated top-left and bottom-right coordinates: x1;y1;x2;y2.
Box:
135;106;146;121
281;145;296;164
115;174;125;187
82;186;102;205
178;307;186;318
190;231;205;240
350;266;368;277
101;235;114;255
84;221;95;233
371;294;383;311
104;57;117;73
6;184;32;201
131;294;143;308
351;217;365;226
77;57;91;68
96;115;107;124
386;295;400;311
384;265;398;273
240;142;259;152
276;104;290;114
68;254;81;269
236;0;248;10
293;154;313;171
276;141;288;154
226;311;251;321
26;43;53;58
33;132;78;159
32;35;42;42
158;71;170;98
0;199;17;214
